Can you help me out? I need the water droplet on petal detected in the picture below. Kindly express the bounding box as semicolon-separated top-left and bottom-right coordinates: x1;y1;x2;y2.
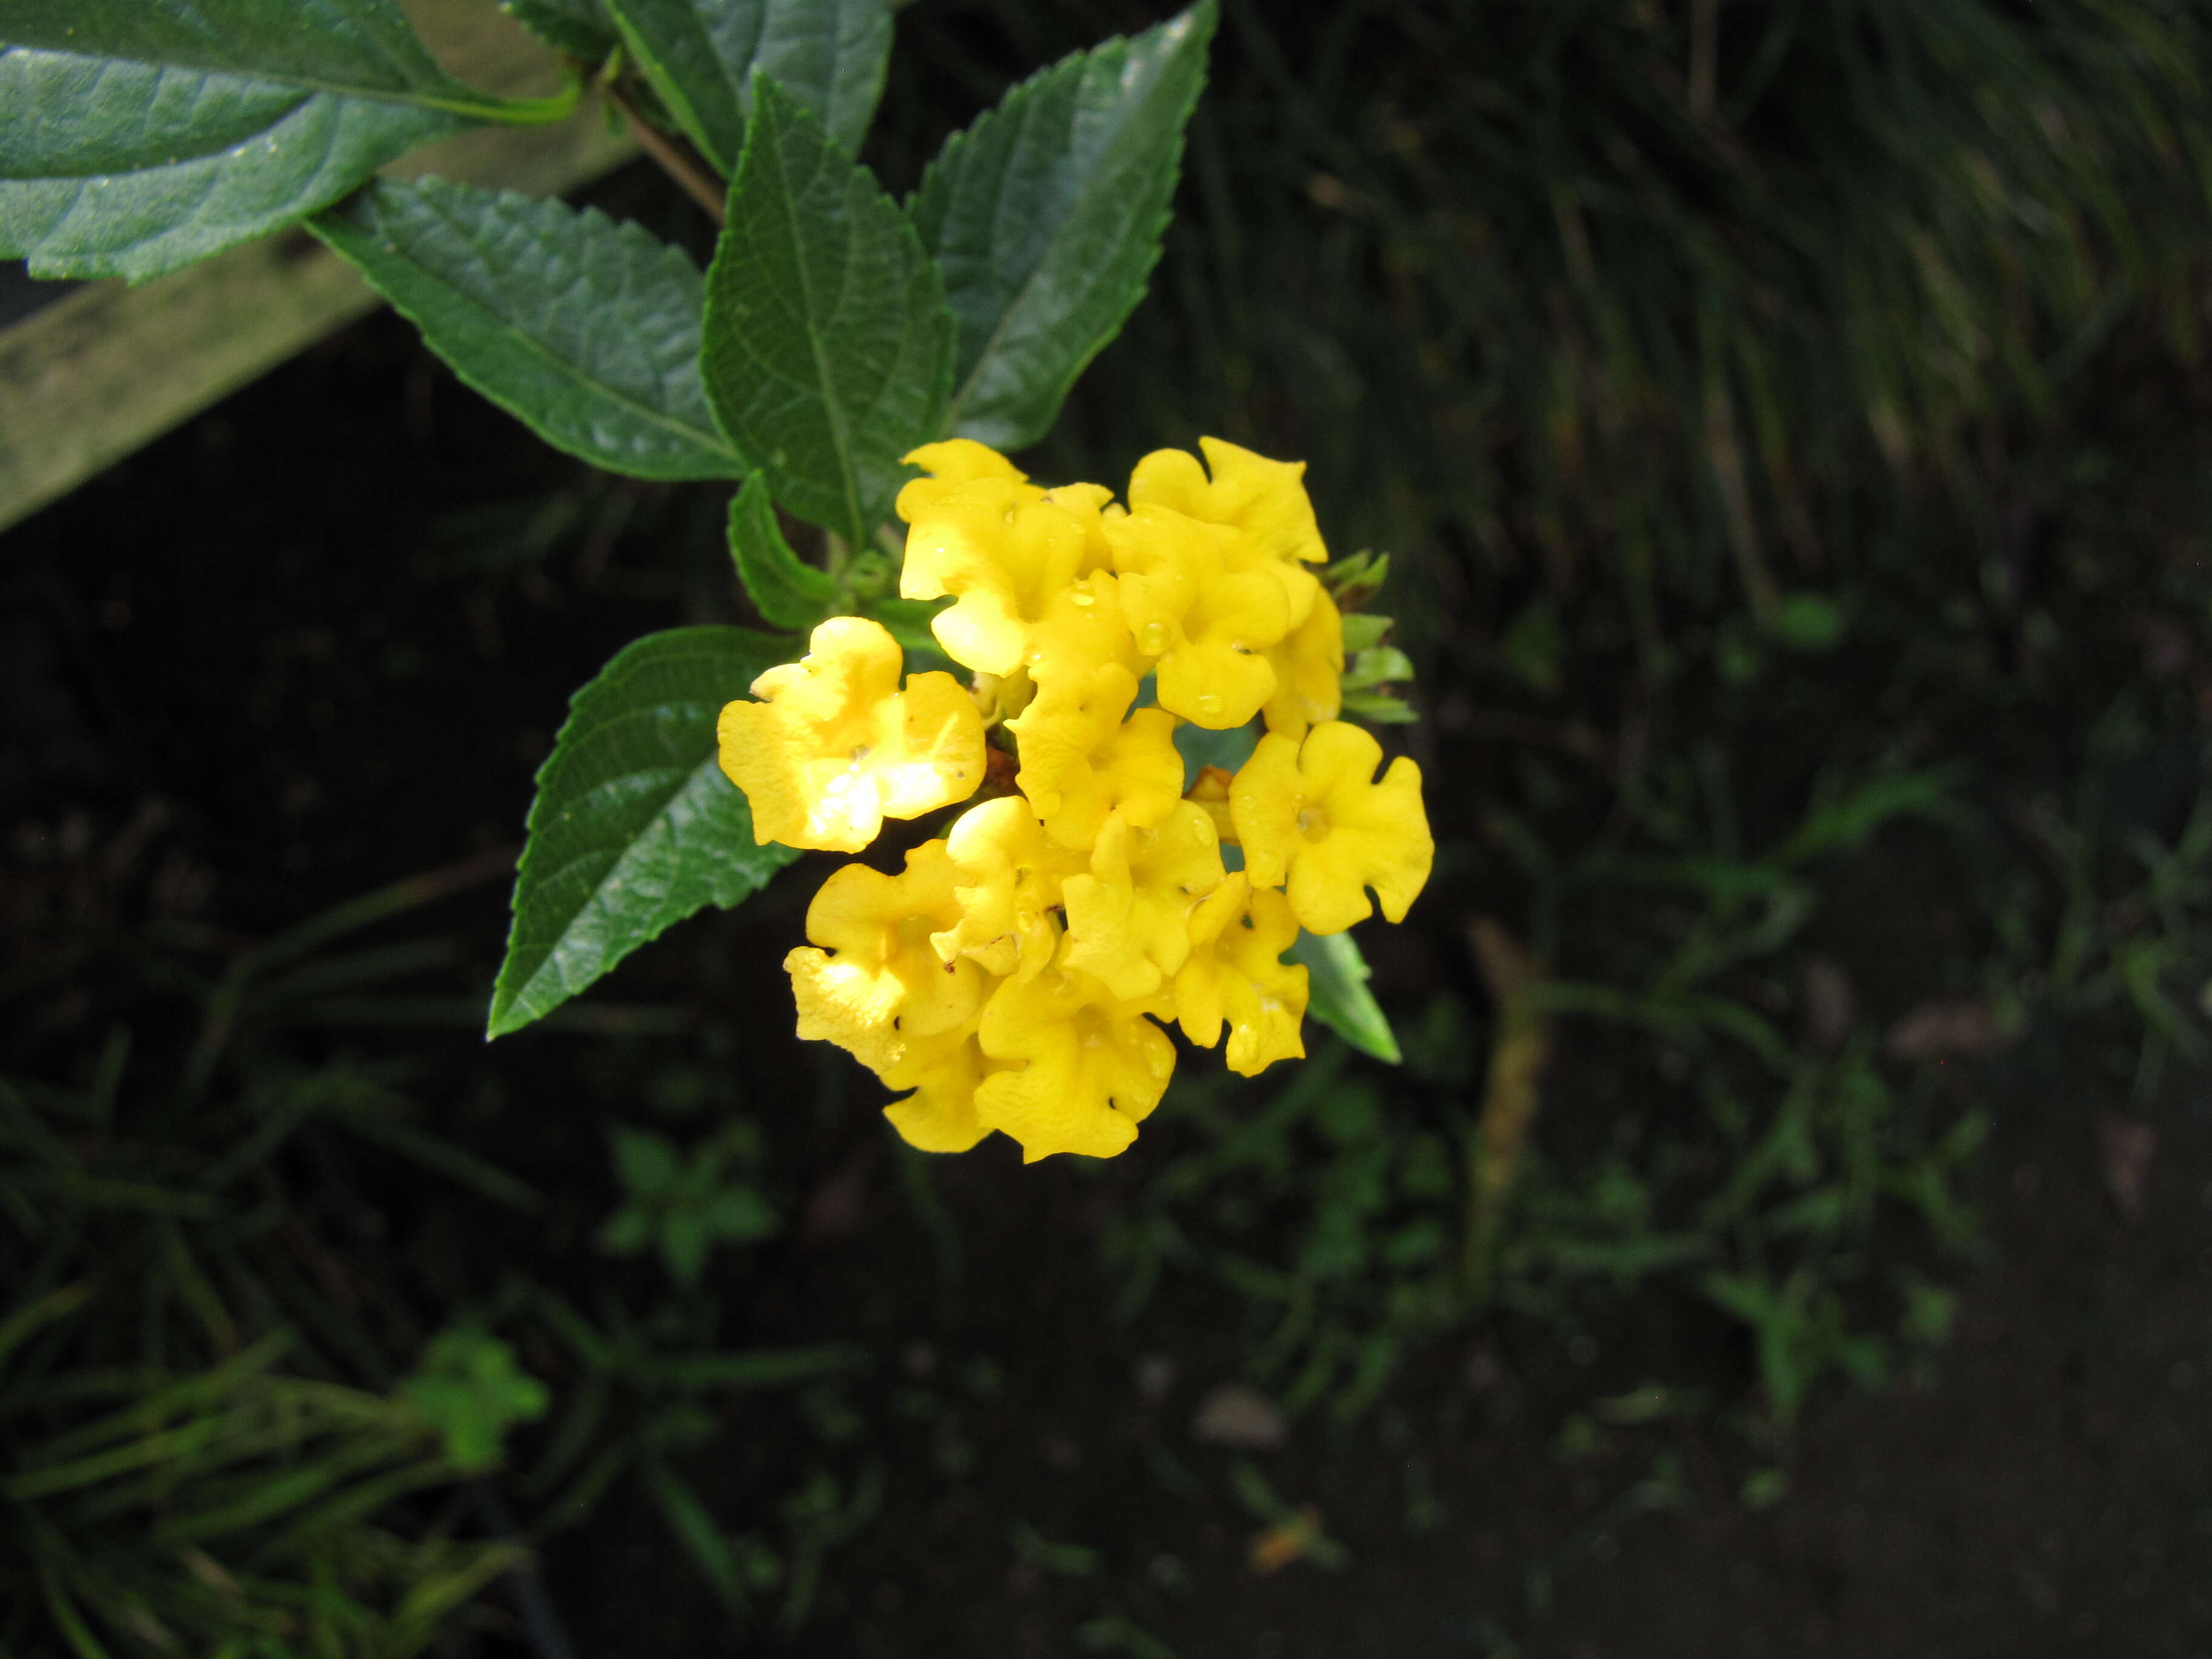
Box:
1069;589;1095;608
1195;693;1224;718
1138;623;1168;655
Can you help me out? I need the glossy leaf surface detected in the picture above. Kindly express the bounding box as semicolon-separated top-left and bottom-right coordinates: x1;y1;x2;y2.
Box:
1293;928;1401;1064
0;47;463;280
726;474;838;629
700;77;954;545
599;0;889;170
489;627;801;1038
313;178;742;480
0;0;484;103
910;1;1214;449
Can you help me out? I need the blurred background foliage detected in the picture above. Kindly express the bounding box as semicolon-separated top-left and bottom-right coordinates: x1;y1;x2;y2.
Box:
7;0;2212;1652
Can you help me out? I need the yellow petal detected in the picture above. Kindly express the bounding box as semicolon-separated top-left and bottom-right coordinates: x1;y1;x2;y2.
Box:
881;1028;994;1153
1062;803;1225;998
785;842;991;1074
718;617;985;852
1232;722;1433;934
899;480;1094;676
1172;871;1251;1048
896;439;1037;523
933;797;1087;979
1227;731;1305;890
1216;885;1307;1075
1260;583;1345;742
1105;504;1289;728
974;965;1176;1161
1173;876;1305;1073
1007;662;1184;850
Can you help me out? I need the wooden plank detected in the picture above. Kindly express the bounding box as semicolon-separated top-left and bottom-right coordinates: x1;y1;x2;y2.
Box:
0;2;642;532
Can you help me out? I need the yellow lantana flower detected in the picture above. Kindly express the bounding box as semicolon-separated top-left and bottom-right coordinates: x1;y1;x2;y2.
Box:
1128;437;1326;627
719;617;985;853
1260;583;1344;742
1004;663;1185;850
1232;720;1433;935
893;437;1041;522
933;796;1088;980
974;965;1176;1161
1105;505;1290;728
783;840;991;1076
1175;874;1309;1076
897;461;1131;681
880;1027;994;1155
1130;437;1329;569
1061;802;1226;998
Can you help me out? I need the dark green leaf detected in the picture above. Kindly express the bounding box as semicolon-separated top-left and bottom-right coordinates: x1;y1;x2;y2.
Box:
910;1;1215;449
488;626;802;1037
503;0;618;61
0;0;484;104
312;178;743;480
0;47;465;281
727;473;837;628
611;1125;680;1195
1292;929;1401;1064
700;77;954;545
600;0;890;169
862;596;948;655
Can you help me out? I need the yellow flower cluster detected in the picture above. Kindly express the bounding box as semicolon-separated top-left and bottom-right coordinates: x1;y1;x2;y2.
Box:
716;438;1433;1162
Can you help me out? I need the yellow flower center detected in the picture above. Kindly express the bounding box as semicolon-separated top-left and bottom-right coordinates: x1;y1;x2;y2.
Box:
1297;805;1331;840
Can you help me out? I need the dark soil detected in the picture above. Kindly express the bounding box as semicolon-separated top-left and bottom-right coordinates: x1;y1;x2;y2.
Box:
6;166;2210;1659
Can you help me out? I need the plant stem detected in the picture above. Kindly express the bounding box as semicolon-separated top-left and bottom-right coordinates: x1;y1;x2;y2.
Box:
605;85;726;223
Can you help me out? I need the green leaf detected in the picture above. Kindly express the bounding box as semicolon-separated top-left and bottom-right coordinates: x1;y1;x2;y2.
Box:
0;47;466;281
0;0;488;105
611;1125;680;1195
910;1;1215;450
602;0;891;169
401;1326;549;1473
727;473;837;628
700;76;955;545
504;0;618;61
862;597;948;655
1292;929;1401;1064
312;178;743;480
488;626;803;1037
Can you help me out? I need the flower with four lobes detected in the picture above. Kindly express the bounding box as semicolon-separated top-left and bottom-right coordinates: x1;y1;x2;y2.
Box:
1128;436;1327;631
1061;802;1226;998
717;436;1432;1163
1176;874;1309;1076
717;617;984;853
1105;506;1290;729
931;796;1088;980
1232;720;1435;937
974;964;1176;1161
1005;662;1184;848
783;840;988;1076
896;441;1127;685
